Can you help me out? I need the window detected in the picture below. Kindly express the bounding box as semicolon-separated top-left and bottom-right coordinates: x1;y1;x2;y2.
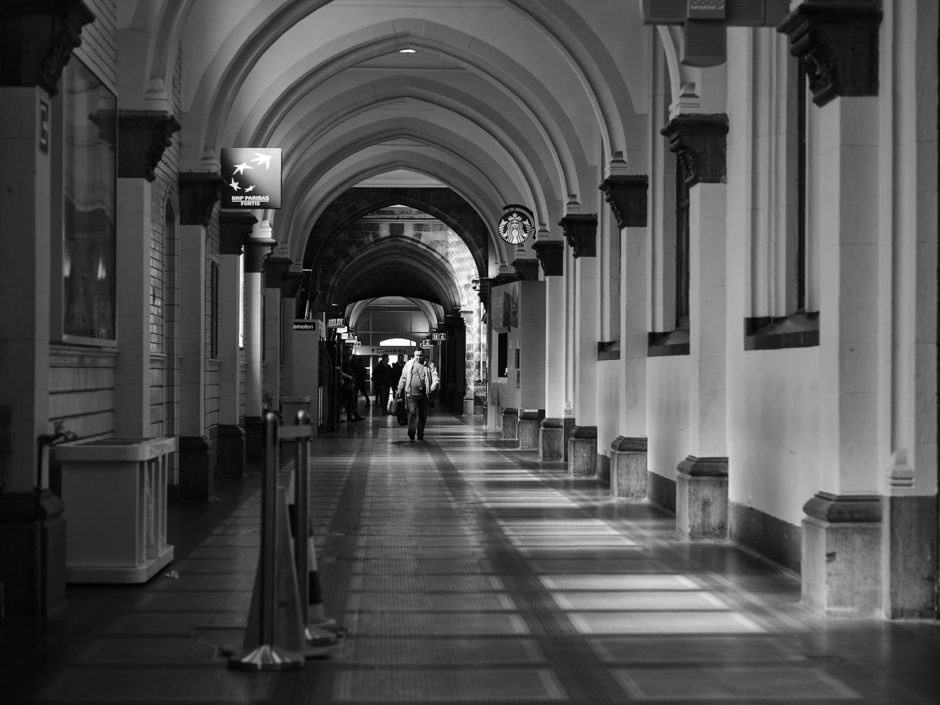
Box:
675;157;691;329
210;261;220;359
496;332;508;378
59;59;116;343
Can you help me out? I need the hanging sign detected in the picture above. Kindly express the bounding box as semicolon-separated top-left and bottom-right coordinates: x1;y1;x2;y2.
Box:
431;332;447;341
327;318;344;328
497;205;533;244
220;148;282;209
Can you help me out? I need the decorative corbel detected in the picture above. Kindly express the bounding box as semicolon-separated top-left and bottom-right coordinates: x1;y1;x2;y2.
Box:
0;0;94;95
559;214;598;258
179;172;222;227
115;110;181;181
778;0;882;107
533;239;564;277
660;114;729;186
599;175;648;229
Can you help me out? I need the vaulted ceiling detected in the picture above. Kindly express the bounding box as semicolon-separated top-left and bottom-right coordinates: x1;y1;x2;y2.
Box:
118;0;651;311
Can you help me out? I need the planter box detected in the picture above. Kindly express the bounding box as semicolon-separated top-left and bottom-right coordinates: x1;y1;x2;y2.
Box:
53;436;177;583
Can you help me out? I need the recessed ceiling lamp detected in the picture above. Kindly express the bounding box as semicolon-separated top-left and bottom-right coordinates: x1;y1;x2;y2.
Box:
398;48;416;54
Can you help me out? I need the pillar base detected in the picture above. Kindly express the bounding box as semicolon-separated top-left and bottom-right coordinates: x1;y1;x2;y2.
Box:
244;416;265;464
0;490;67;619
885;495;938;619
568;425;597;477
501;408;519;440
539;418;564;460
563;416;575;462
802;492;882;617
518;410;544;450
178;435;213;501
676;455;728;540
610;436;648;499
218;424;246;478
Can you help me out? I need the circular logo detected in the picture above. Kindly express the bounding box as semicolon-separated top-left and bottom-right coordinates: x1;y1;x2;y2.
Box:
498;210;533;244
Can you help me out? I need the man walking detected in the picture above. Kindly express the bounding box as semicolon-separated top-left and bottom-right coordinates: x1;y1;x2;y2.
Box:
373;353;392;413
396;348;440;441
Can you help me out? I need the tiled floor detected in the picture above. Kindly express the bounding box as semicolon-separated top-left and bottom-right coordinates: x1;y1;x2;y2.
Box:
3;407;940;704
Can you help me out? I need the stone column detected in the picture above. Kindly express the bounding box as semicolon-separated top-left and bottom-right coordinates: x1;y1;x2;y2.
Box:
177;172;219;500
279;266;305;402
114;111;180;438
263;249;291;417
0;0;94;619
533;234;565;460
561;213;599;477
780;1;888;617
243;218;276;462
662;113;730;540
600;172;650;498
217;211;255;478
501;408;519;440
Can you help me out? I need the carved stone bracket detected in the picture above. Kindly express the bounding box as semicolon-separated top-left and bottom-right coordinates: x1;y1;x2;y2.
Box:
219;211;256;256
778;0;882;107
661;114;729;186
0;0;94;95
115;110;181;181
512;258;540;281
532;239;564;276
600;175;648;229
179;172;221;227
474;277;493;305
244;237;276;274
559;214;598;258
280;267;305;299
263;254;292;289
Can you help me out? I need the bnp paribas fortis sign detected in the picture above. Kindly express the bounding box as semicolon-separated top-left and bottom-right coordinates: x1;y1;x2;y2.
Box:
220;148;282;209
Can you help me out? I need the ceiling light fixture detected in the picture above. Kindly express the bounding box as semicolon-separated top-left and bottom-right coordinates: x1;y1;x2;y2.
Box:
398;48;416;54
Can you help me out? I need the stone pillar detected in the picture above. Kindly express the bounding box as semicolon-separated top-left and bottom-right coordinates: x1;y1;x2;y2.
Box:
113;112;180;438
263;249;291;416
534;233;565;460
243;219;276;462
610;436;648;499
561;212;599;477
0;0;94;619
279;266;305;402
217;211;254;478
500;408;519;441
601;170;650;499
177;172;219;500
662;114;730;540
518;409;544;450
779;4;888;615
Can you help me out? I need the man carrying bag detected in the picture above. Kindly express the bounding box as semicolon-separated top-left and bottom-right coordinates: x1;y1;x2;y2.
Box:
396;348;440;441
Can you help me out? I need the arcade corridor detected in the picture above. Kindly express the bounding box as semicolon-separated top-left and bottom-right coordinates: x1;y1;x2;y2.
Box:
3;409;938;704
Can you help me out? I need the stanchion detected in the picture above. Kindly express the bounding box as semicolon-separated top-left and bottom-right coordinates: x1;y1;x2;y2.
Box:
228;412;306;671
286;410;339;658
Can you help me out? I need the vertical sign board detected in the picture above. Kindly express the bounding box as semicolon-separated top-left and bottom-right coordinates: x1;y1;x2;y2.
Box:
220;148;282;209
290;319;320;433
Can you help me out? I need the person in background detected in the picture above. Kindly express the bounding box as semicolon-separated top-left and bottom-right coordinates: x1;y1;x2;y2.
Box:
396;348;440;441
390;353;406;391
373;353;392;413
351;355;369;408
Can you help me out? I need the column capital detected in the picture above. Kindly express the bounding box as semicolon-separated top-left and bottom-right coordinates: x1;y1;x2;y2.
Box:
97;110;180;181
599;175;648;229
263;254;291;288
0;0;94;95
512;257;540;281
778;0;882;107
245;236;276;274
661;114;729;186
474;277;493;305
559;213;598;258
179;172;221;227
219;211;256;255
803;491;882;523
279;267;305;299
532;239;564;276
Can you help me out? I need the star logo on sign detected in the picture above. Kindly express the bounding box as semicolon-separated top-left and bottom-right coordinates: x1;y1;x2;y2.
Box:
244;185;255;193
229;178;241;191
233;162;253;175
251;152;272;169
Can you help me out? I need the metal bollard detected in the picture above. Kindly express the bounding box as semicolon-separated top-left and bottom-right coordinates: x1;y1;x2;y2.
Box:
228;411;305;670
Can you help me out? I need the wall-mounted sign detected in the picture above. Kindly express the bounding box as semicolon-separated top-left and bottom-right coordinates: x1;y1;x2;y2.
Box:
431;332;447;341
497;206;533;244
327;318;344;328
220;147;282;209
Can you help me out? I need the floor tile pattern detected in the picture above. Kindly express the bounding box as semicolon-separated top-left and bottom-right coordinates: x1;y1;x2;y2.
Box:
2;408;939;704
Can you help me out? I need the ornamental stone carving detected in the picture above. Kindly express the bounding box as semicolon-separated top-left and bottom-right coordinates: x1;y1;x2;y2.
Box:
778;0;882;107
559;214;598;258
179;172;222;227
533;239;564;276
599;175;648;229
661;114;729;186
